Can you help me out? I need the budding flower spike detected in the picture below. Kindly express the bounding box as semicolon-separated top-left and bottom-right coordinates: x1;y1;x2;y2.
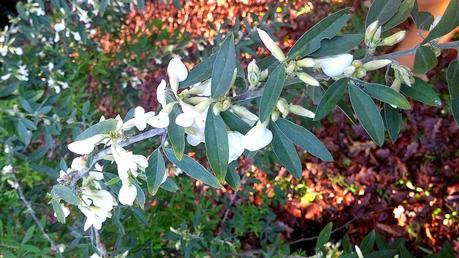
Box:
256;28;286;62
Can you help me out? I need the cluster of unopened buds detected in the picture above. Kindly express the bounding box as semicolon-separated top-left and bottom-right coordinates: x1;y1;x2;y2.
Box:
364;20;407;55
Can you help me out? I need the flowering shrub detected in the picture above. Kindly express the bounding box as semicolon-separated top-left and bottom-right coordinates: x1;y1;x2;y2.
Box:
1;0;459;257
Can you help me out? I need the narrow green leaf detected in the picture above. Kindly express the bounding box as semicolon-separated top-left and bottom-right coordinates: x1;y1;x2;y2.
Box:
146;148;166;196
315;223;333;249
51;198;65;224
205;107;229;181
221;110;251;134
225;162;240;191
180;54;216;88
270;122;302;179
276;118;333;161
363;83;411;109
16;120;31;146
164;148;221;188
314;78;349;120
160;178;179;192
400;77;441;107
135;183;146;209
52;185;79;206
447;61;459;124
349;83;385;146
259;64;286;122
422;0;459;43
366;0;401;27
288;9;349;59
21;226;35;244
410;1;434;31
211;34;236;98
360;230;376;254
309;34;362;58
337;99;357;124
413;45;437;74
75;119;118;141
365;250;398;258
383;104;402;143
167;104;185;160
382;0;415;31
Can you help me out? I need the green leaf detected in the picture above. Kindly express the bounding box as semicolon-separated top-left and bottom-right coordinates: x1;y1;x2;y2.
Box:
16;120;31;146
52;185;79;206
225;162;240;191
259;64;286;122
400;77;441;107
146;148;166;196
365;250;398;258
366;0;401;27
164;148;221;188
172;0;181;9
447;61;459;124
51;198;65;224
270;122;302;179
382;104;402;143
349;83;385;146
410;1;434;31
205;107;229;181
314;78;349;120
180;54;216;88
276;118;333;161
135;183;146;209
75;119;117;141
360;230;376;254
413;45;437;74
221;110;251;134
363;83;411;109
21;226;35;244
315;222;332;249
211;34;236;98
309;34;362;58
382;0;415;31
288;9;349;59
167;104;185;160
160;178;179;192
422;0;459;43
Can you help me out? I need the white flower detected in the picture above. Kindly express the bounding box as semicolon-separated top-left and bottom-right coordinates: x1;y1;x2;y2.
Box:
243;122;273;152
122;106;155;131
167;57;188;93
1;73;12;80
175;102;209;146
54;203;70;219
72;31;81;42
256;28;286;62
118;183;137;206
156;80;167;107
68;134;107;155
54;20;66;32
315;54;354;77
71;157;87;170
228;131;244;163
230;105;258;126
90;253;101;258
111;145;148;181
147;111;170;128
188;80;211;97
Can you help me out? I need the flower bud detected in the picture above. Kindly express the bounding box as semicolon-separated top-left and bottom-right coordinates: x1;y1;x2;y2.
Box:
276;98;289;117
343;66;356;77
380;31;406;46
364;20;379;46
286;61;296;74
231;105;258;126
213;102;223;115
296;58;315;68
356;68;367;78
248;59;261;88
390;78;401;92
289;105;315;119
256;28;286;62
271;110;280;121
221;99;231;111
362;59;392;71
260;69;269;81
195;98;212;112
297;72;319;86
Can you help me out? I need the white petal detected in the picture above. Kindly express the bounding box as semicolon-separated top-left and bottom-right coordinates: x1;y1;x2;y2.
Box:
175;113;194;127
167;57;188;82
156;80;167;107
186;133;205;146
315;54;354;77
68;134;105;155
243;125;273;152
227;131;245;163
118;183;137;206
132;154;148;169
147;112;169;128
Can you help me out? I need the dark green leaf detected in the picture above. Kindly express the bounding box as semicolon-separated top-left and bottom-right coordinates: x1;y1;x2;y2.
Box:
314;78;349;120
423;0;459;43
167;104;185;160
135;183;145;209
382;0;415;31
270;122;302;179
383;104;402;143
360;230;376;254
411;1;434;31
447;61;459;124
363;83;411;109
211;34;236;98
309;34;362;58
16;120;31;146
315;222;332;249
276;118;333;161
225;162;240;191
365;250;398;258
160;178;179;192
259;64;286;122
164;148;221;188
205;107;229;181
349;83;385;146
400;77;441;107
366;0;401;27
75;119;118;141
180;54;216;88
288;9;349;59
413;45;437;74
221;110;251;134
52;185;79;205
338;99;357;124
51;198;65;224
146;148;166;196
